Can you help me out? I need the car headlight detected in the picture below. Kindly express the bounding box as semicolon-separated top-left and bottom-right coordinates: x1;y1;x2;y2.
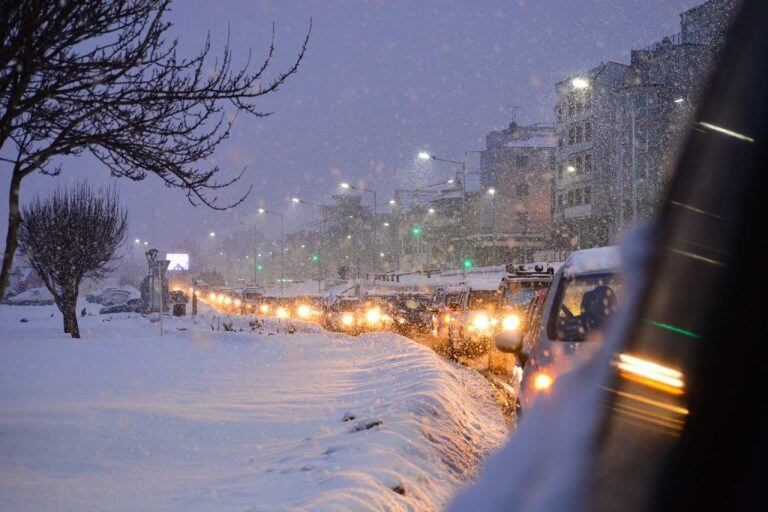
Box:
276;307;288;318
296;304;311;318
365;308;382;325
259;304;270;314
472;313;491;331
502;314;521;332
533;372;554;391
342;313;354;326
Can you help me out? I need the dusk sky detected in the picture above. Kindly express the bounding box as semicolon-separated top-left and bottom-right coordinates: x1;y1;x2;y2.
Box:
1;0;700;251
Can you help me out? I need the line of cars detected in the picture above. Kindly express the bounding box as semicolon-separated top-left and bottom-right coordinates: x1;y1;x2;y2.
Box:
201;247;622;421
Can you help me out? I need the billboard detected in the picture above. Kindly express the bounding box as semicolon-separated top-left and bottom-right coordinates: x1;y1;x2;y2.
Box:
166;253;190;271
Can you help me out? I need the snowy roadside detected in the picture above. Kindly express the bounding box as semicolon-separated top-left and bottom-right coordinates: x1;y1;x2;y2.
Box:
0;303;507;511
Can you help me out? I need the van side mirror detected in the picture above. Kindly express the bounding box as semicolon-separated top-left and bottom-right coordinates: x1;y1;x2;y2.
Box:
494;329;523;354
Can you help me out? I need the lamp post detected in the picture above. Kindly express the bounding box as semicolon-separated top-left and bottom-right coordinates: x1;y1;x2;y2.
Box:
292;197;327;293
258;208;285;296
418;152;467;268
339;182;378;272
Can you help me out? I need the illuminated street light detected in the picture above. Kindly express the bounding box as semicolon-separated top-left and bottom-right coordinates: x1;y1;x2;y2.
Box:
567;165;576;173
383;222;390;227
571;77;589;89
487;188;496;195
389;199;396;205
340;182;351;189
428;208;436;214
418;151;432;160
134;238;140;244
209;232;215;237
291;197;300;203
674;97;685;104
143;241;148;246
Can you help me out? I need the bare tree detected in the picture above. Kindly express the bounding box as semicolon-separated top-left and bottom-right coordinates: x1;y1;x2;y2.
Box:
19;184;128;338
0;0;311;297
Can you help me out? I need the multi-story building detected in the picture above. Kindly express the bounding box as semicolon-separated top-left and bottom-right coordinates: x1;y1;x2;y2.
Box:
551;0;740;249
476;120;556;264
552;62;630;248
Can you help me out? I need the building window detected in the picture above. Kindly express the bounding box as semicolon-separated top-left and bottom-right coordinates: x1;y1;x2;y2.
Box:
585;93;592;110
567;92;575;117
575;156;582;173
516;155;529;167
557;194;563;211
584;121;592;141
584;187;592;204
515;183;529;197
584;153;592;173
558;136;563;148
567;190;574;207
557;105;564;123
575;125;583;144
557;164;563;179
574;189;582;205
515;212;529;225
568;126;574;145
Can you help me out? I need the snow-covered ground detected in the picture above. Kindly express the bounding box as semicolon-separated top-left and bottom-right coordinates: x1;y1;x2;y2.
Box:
0;302;507;511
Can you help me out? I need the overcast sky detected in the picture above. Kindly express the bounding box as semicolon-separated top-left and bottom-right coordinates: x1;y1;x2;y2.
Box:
1;0;702;252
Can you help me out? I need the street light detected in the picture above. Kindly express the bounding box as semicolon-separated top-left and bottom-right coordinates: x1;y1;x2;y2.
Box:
416;150;468;269
339;181;379;272
291;196;328;293
572;77;589;89
257;207;285;296
209;232;216;237
487;188;496;195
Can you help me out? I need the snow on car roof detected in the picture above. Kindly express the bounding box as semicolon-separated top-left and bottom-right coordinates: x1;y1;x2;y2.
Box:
563;246;621;276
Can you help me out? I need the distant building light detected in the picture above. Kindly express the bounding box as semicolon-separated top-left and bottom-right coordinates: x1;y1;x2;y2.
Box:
428;208;436;214
389;199;397;205
674;97;685;103
487;188;496;195
567;165;576;173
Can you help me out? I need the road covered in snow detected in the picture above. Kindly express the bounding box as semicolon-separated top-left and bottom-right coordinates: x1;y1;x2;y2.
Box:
0;304;507;511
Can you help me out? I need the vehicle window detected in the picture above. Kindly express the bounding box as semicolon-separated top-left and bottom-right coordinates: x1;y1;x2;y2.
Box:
467;290;498;310
549;273;621;341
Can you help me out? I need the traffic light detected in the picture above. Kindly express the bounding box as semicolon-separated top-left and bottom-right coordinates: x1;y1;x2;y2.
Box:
311;254;319;263
256;264;264;272
463;258;473;269
412;225;422;236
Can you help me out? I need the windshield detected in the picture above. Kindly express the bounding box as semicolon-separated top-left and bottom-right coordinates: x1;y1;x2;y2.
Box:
502;281;549;308
549;272;622;341
467;290;499;310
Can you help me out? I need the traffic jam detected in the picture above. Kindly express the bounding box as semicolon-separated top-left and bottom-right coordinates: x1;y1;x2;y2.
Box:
195;245;624;419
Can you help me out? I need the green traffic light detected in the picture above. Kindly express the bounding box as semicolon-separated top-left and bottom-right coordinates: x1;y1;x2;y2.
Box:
463;259;473;269
256;264;264;271
412;226;422;236
311;254;319;262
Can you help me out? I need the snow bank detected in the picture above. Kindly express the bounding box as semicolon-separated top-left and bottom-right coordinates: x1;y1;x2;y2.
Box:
4;286;54;305
0;304;506;511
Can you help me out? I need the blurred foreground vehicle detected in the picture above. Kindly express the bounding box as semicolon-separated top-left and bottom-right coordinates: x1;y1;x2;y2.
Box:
451;1;767;510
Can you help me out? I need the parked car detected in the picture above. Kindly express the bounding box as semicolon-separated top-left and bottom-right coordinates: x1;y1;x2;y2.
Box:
323;297;363;334
391;294;433;336
444;284;501;359
99;298;143;315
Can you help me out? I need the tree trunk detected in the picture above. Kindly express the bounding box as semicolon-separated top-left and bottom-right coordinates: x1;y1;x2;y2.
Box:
0;171;22;300
61;295;80;339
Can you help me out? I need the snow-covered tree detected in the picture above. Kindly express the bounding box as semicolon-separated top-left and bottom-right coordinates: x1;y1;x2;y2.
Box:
18;185;127;338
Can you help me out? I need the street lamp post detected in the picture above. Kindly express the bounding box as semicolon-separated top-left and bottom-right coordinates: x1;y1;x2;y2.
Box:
258;208;285;296
340;182;378;273
292;197;327;293
418;152;467;269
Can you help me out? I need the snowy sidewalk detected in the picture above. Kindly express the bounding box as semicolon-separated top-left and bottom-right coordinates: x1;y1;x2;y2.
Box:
0;304;506;511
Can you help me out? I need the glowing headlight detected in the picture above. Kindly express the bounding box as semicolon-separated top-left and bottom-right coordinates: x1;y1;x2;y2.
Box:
472;314;491;331
443;314;452;323
296;304;312;319
502;314;521;331
276;307;288;319
397;317;406;324
259;304;270;314
533;372;553;391
234;299;241;307
223;296;232;306
209;292;216;301
342;313;354;326
365;308;382;324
